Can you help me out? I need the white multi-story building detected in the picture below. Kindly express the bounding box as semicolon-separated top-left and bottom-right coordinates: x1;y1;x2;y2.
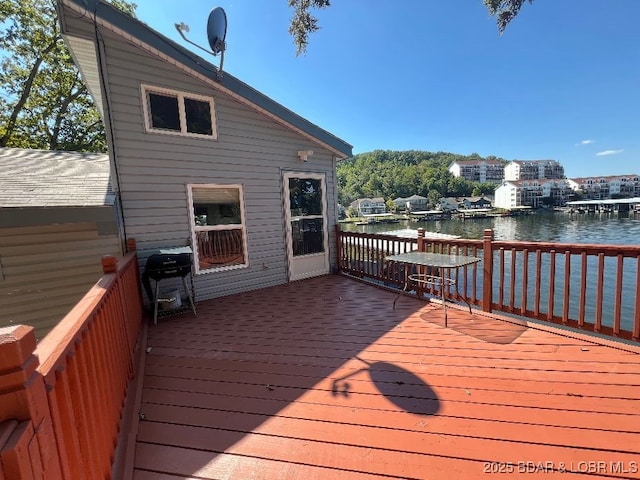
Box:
568;175;640;200
448;159;505;183
504;160;565;181
495;179;571;209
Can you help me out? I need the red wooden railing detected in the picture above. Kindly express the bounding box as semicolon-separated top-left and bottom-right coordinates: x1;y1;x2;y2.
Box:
0;239;144;479
337;226;640;341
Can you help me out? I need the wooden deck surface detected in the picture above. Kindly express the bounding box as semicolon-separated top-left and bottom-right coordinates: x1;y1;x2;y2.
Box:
130;275;640;479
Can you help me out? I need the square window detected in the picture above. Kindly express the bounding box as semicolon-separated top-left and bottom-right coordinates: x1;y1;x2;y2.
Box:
184;97;213;135
189;185;247;273
148;92;180;131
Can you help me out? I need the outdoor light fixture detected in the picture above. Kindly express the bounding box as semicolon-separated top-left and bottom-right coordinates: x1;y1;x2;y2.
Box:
297;150;314;162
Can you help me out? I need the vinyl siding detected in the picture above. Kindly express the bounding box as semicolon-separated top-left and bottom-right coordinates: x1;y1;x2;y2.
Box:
66;19;339;301
0;220;121;340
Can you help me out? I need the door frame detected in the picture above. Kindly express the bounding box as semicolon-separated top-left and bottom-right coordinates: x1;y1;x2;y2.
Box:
282;171;330;282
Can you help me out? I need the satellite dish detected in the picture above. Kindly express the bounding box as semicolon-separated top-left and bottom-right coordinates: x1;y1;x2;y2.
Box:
174;6;227;80
207;7;227;55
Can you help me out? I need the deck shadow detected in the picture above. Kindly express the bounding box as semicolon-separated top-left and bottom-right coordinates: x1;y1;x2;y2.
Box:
135;275;434;477
418;306;529;344
368;361;441;415
331;357;440;415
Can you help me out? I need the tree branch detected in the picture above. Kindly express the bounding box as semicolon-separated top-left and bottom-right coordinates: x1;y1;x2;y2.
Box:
49;78;86;149
0;38;57;146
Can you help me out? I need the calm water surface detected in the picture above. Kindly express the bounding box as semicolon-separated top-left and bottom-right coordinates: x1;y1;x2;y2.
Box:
342;211;640;246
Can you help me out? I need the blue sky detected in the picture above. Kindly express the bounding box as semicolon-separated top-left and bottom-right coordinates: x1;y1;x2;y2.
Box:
134;0;639;178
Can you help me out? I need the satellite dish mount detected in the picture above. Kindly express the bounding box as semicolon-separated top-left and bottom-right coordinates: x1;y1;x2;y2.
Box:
175;7;227;80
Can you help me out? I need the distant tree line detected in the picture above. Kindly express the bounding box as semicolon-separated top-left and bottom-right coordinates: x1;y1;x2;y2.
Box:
336;150;505;208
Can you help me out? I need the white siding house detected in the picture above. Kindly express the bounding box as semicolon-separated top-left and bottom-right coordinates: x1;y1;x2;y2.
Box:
392;194;428;212
438;197;461;212
349;198;386;215
58;0;352;301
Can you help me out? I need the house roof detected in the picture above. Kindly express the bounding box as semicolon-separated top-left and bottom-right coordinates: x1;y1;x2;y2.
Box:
450;159;504;166
57;0;353;159
0;147;114;208
570;174;640;183
509;159;560;166
464;196;490;202
349;197;385;207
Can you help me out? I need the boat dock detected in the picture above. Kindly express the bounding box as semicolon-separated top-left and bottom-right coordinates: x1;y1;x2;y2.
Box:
566;197;640;213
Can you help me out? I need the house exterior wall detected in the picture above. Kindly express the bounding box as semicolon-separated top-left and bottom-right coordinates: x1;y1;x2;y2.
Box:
495;184;514;209
505;161;565;181
350;198;386;215
504;162;520;181
392;195;427;212
462;197;491;209
438;198;460;212
406;196;428;211
0;214;120;340
64;18;339;301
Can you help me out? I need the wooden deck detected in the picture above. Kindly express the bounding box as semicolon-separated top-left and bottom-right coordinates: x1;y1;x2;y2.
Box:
129;275;640;479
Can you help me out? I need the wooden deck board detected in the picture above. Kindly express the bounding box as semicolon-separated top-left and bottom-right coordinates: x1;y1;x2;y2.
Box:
131;275;640;479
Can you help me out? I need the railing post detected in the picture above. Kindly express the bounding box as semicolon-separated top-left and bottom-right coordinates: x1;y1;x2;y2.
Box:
0;325;62;479
335;224;343;272
101;255;118;274
482;229;494;312
417;228;425;252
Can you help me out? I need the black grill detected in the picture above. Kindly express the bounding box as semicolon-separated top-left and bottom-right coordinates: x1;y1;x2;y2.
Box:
144;253;192;281
141;253;194;313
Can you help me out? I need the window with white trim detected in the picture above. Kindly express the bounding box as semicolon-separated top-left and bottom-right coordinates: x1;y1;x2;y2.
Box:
188;184;248;273
142;85;217;138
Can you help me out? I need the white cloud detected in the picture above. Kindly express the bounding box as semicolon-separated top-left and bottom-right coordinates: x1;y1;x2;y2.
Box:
578;139;594;145
596;149;624;156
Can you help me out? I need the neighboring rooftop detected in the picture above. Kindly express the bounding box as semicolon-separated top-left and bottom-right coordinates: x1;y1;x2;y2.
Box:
450;159;505;165
510;159;560;165
570;174;640;182
0;147;114;207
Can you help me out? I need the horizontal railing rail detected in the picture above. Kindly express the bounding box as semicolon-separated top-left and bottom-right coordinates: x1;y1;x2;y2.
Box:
337;226;640;342
0;239;144;479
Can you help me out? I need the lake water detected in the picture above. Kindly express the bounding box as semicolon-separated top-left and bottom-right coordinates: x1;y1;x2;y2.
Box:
341;211;640;333
341;211;640;246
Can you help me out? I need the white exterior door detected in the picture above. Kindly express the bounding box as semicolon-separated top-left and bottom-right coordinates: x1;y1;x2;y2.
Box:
283;172;329;281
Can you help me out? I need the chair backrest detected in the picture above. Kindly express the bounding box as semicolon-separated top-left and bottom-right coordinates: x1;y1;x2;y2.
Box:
144;253;192;280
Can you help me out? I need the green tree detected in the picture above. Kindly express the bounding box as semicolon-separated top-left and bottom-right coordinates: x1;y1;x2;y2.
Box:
336;149;506;206
483;0;534;34
288;0;534;54
386;199;397;213
0;0;137;151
